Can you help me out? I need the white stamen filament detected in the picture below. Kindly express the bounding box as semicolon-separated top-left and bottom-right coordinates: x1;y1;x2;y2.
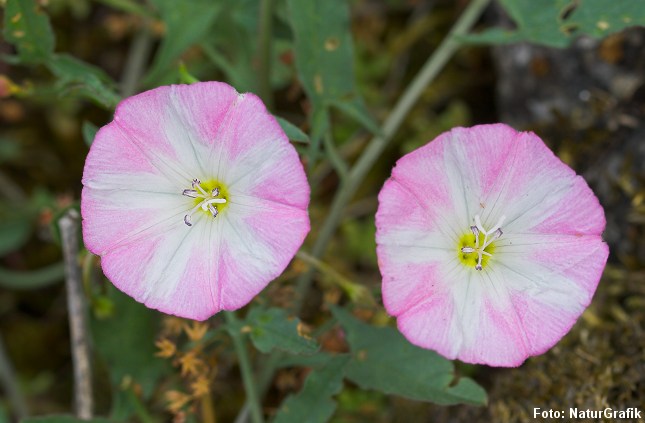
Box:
182;180;227;226
461;214;506;270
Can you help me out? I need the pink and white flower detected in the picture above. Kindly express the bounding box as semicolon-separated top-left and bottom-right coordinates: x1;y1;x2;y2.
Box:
376;124;608;367
81;82;310;320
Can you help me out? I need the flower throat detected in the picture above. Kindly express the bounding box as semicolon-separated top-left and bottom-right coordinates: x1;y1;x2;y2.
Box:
458;215;505;270
182;179;228;226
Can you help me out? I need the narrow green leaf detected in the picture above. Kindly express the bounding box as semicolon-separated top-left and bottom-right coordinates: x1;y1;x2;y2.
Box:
273;355;349;423
82;121;99;147
144;0;222;84
178;62;200;84
275;116;310;144
47;54;121;109
21;416;111;423
332;307;487;406
246;307;318;355
0;263;64;290
3;0;55;64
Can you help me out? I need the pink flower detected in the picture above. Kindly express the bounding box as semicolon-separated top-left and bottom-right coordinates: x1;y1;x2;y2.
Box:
81;82;310;320
376;124;608;367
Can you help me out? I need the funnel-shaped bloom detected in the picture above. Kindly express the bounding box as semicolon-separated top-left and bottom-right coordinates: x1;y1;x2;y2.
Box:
376;124;608;367
82;82;310;320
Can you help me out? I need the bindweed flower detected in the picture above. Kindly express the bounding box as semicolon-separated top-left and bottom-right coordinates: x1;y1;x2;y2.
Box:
81;82;310;320
376;124;608;367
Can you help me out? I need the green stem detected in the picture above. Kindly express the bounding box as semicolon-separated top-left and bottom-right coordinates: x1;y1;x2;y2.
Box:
120;20;154;97
322;128;348;180
294;0;491;313
257;0;275;109
225;312;264;423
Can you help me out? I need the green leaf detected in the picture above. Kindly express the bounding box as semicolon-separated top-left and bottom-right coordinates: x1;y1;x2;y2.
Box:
3;0;55;64
332;307;487;406
567;0;645;39
246;307;318;355
144;0;222;84
273;355;349;423
21;416;111;423
287;0;361;106
46;54;121;109
91;285;168;419
275;116;310;144
0;263;64;290
287;0;377;161
82;121;99;147
464;0;645;48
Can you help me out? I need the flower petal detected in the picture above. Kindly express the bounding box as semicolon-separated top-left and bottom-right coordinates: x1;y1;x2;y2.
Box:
82;82;310;320
377;124;609;366
217;199;310;309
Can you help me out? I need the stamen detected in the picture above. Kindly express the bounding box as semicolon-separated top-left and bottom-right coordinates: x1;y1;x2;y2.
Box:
461;215;506;270
182;180;228;227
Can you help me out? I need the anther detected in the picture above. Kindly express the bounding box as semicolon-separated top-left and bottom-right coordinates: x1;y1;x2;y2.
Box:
184;215;192;226
182;189;199;198
461;214;507;270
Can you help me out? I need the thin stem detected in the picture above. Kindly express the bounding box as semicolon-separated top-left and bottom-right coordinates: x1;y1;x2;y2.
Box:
294;0;491;313
225;312;263;423
321;121;348;180
233;352;281;423
257;0;275;109
59;209;93;419
0;333;29;420
120;19;154;97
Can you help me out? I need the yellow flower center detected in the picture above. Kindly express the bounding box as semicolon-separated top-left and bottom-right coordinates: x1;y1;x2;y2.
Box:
181;178;229;226
458;215;505;270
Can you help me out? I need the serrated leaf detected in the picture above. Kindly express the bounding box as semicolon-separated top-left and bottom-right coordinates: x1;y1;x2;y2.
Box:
82;121;99;147
144;0;222;84
273;355;349;423
464;0;645;48
275;116;310;144
332;307;487;406
246;307;318;355
3;0;55;64
47;54;120;109
20;416;111;423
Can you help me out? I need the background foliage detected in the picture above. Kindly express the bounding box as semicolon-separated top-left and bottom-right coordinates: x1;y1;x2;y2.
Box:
1;0;644;422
